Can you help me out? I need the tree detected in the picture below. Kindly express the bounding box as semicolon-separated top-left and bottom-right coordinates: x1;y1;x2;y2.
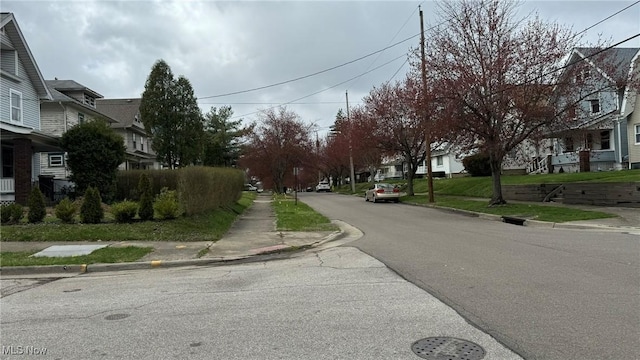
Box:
203;106;250;167
422;0;581;205
80;186;104;224
137;173;154;221
140;59;205;168
60;120;126;202
240;107;313;193
27;187;46;223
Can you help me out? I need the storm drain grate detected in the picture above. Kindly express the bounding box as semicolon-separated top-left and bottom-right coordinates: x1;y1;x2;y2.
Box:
105;313;130;321
411;337;485;360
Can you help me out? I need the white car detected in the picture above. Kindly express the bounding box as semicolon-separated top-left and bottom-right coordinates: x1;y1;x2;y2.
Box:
365;183;400;203
316;182;331;192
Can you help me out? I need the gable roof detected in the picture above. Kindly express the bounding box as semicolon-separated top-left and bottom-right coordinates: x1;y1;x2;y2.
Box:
95;98;143;129
46;79;103;99
0;13;51;100
573;47;640;84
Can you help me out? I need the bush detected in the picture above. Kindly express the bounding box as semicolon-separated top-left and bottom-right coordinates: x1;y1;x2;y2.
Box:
27;187;47;223
80;186;104;224
111;200;138;223
153;187;182;220
55;198;77;223
462;153;492;177
1;203;24;224
137;173;154;221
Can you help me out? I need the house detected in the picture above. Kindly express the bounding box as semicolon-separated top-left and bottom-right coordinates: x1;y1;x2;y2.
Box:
624;51;639;169
377;143;466;180
530;47;639;173
0;13;60;204
39;79;118;196
95;98;160;170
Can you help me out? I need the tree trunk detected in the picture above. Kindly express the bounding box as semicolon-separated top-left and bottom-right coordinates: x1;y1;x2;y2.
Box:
406;155;415;196
489;153;506;206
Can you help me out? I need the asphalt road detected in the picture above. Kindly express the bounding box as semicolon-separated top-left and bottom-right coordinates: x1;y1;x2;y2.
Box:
299;192;640;360
0;247;520;360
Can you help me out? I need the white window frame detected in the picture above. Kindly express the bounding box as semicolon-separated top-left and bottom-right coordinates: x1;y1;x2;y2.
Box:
9;89;22;123
48;153;64;167
436;155;443;166
635;124;640;145
78;112;85;124
84;94;95;107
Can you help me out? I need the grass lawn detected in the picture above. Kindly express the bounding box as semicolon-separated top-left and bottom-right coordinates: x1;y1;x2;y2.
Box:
0;246;153;267
272;194;338;231
402;195;617;222
1;192;257;242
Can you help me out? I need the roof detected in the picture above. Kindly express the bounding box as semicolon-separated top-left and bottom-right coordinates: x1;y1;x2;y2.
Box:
95;98;143;129
46;79;103;99
0;13;51;100
573;47;640;84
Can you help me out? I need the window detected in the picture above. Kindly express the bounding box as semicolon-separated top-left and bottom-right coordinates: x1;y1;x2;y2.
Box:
48;153;64;167
589;99;600;114
436;156;443;166
600;131;610;150
140;137;144;151
132;133;137;149
78;113;85;124
84;94;95;107
9;89;22;123
635;125;640;144
564;137;574;152
1;146;14;177
586;133;593;150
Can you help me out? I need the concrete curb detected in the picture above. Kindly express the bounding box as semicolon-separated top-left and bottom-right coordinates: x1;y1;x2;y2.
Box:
0;229;346;276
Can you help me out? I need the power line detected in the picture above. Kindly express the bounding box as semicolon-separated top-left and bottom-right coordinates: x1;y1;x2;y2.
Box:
573;1;639;39
226;53;407;120
199;34;420;100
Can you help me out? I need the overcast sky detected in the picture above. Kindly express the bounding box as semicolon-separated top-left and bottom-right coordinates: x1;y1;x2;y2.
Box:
5;1;640;135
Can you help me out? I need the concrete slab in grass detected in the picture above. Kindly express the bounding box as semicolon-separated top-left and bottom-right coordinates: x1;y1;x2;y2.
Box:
31;245;108;258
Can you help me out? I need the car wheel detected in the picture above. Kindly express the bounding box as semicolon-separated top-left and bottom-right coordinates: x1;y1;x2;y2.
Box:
394;199;399;203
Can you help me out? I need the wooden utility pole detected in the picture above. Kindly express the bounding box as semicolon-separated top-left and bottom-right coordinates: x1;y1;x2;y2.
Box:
346;90;356;193
420;6;435;203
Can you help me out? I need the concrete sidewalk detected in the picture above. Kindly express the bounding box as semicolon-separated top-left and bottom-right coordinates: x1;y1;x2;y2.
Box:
0;193;638;276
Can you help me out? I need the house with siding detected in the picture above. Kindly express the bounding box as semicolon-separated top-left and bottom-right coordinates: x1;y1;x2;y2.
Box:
95;98;160;170
0;13;60;204
39;80;118;180
528;47;639;173
624;52;639;169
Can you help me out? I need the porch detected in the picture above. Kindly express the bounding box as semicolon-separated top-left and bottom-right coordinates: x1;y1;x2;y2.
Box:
526;150;617;174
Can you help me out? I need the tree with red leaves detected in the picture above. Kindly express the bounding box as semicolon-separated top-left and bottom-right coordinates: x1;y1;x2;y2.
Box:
422;0;586;205
240;107;313;194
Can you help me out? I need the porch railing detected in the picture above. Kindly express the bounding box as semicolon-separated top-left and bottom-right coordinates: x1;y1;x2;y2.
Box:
0;178;14;193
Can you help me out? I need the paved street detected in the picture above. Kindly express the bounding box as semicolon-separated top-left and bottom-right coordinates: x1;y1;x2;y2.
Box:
299;192;640;360
0;247;519;360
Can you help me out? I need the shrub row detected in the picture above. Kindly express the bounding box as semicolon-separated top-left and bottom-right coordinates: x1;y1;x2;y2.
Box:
115;166;244;216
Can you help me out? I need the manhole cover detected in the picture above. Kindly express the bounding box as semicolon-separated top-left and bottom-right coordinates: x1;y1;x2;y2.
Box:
105;313;130;321
411;337;485;360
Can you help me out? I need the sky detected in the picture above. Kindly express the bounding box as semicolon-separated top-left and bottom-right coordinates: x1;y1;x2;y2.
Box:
4;1;640;136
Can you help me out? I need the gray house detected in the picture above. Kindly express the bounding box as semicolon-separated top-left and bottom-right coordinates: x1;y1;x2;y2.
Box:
0;13;60;204
527;47;639;173
96;98;160;170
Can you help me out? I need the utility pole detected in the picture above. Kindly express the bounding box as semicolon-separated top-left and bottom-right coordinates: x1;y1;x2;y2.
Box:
420;5;435;203
346;90;356;193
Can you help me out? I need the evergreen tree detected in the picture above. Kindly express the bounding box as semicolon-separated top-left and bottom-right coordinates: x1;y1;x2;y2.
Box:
137;173;154;221
60;120;125;202
140;59;205;168
80;186;104;224
27;187;46;223
203;106;249;167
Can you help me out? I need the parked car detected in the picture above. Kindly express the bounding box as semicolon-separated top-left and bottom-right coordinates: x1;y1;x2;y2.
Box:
244;184;257;191
316;182;331;192
365;183;400;203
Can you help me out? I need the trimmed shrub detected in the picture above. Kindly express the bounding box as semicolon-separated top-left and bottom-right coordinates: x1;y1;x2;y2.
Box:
153;188;182;220
137;173;154;221
462;153;492;177
27;187;47;223
1;204;23;224
80;186;104;224
115;169;178;201
177;166;244;216
111;200;138;223
55;198;77;223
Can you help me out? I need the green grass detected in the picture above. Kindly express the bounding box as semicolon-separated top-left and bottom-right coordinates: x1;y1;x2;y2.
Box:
0;246;153;267
402;195;617;222
0;192;257;242
272;194;338;231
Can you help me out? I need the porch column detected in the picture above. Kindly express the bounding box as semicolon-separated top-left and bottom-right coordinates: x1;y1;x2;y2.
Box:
579;150;590;172
14;138;32;205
